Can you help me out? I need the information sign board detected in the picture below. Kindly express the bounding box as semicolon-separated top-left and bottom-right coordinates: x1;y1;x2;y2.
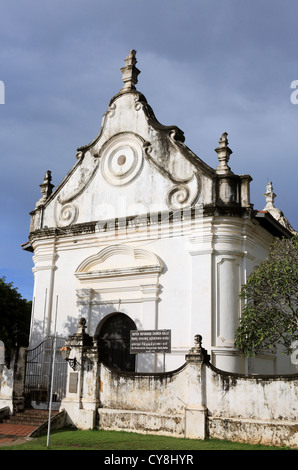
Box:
130;330;171;354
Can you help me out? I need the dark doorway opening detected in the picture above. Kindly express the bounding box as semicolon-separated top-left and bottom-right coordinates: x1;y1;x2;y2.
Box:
96;312;136;372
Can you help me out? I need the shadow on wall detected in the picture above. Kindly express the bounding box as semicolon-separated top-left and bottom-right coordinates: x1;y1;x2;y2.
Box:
64;310;164;373
73;292;160;372
30;287;167;373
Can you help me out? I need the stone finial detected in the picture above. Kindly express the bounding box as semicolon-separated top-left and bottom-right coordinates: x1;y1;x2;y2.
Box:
193;334;202;350
77;317;87;334
35;170;54;208
186;334;210;364
262;181;297;234
120;49;140;91
264;181;276;210
215;132;233;175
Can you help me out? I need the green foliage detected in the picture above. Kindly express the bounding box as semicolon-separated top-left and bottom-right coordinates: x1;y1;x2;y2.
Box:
235;235;298;356
0;276;32;363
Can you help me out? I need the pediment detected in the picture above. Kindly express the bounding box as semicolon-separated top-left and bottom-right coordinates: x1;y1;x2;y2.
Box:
75;245;163;280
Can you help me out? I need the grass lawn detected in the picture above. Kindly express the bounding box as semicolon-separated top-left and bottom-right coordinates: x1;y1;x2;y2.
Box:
0;428;294;451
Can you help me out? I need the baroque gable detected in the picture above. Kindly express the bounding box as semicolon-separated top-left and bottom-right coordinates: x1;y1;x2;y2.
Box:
29;51;254;235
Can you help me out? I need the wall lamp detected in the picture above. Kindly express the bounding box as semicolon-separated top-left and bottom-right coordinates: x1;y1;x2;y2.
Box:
60;346;81;371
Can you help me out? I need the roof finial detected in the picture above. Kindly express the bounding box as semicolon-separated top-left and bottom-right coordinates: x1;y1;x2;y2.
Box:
120;50;140;91
263;181;276;209
263;181;297;234
215;132;233;175
36;170;54;208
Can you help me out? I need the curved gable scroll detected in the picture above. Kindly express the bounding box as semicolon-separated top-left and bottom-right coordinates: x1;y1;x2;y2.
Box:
75;245;163;281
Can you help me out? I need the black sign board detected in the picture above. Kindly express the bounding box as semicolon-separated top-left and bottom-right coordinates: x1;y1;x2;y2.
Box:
130;329;171;354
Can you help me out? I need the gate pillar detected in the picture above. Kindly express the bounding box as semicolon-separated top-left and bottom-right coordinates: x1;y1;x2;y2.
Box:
13;347;27;412
184;335;208;440
61;318;99;429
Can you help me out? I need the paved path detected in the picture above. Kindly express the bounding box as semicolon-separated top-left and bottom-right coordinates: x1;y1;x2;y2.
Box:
0;423;36;447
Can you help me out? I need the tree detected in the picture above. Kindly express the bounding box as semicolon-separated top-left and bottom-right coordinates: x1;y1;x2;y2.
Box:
0;277;32;364
234;235;298;357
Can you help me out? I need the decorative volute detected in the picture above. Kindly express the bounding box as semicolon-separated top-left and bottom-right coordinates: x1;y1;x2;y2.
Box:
120;49;141;91
215;132;233;175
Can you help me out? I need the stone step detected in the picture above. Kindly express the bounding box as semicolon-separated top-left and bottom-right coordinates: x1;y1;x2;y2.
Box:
3;409;58;427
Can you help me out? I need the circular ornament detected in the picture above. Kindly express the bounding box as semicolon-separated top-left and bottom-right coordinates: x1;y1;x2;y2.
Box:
101;134;143;186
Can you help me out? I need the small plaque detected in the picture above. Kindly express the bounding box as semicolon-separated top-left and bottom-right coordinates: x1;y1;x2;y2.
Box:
69;372;78;393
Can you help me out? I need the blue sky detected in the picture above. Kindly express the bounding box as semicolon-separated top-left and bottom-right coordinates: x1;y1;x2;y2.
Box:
0;0;297;301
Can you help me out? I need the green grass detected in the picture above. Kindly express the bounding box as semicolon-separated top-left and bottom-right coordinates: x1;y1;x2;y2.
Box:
0;428;294;450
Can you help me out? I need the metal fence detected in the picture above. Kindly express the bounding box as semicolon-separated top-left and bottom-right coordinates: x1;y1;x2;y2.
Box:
24;337;67;408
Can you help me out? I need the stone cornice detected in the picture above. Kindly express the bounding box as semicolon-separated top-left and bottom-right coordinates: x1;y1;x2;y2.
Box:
29;221;97;241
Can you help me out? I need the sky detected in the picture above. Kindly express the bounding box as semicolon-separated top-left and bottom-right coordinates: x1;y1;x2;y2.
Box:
0;0;297;301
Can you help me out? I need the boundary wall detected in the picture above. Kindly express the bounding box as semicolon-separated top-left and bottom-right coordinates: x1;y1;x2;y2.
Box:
0;347;26;414
60;329;298;448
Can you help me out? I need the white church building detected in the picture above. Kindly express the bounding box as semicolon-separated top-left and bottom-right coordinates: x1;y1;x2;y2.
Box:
23;50;296;376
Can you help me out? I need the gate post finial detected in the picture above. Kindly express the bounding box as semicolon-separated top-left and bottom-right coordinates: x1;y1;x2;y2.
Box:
77;317;87;335
185;335;210;364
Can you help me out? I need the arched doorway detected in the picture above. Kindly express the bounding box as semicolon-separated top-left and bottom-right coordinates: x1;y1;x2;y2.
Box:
96;313;136;372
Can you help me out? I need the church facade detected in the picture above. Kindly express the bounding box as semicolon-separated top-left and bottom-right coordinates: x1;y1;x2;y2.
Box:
23;50;296;375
